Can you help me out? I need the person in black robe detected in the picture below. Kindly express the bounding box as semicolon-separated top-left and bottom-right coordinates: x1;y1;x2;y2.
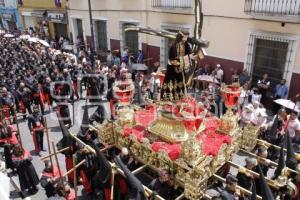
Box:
1;87;15;123
31;80;44;115
148;169;175;200
91;142;112;199
27;105;44;155
17;82;32;116
89;104;106;124
56;112;76;185
12;144;39;195
236;157;257;191
160;31;191;101
40;160;59;198
219;174;240;200
57;81;72;127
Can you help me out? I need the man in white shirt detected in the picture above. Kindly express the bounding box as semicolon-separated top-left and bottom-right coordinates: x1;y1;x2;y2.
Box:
150;72;160;100
287;110;300;139
216;64;224;83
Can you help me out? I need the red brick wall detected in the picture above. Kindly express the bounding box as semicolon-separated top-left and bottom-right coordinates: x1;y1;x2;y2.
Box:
142;43;160;70
289;73;300;98
85;36;92;48
110;39;120;51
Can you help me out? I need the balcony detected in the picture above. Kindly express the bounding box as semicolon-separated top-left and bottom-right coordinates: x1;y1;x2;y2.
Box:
244;0;300;22
151;0;193;9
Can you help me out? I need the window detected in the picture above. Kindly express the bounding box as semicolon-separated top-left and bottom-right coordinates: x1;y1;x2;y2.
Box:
94;20;108;51
245;31;299;90
123;23;139;57
0;0;4;7
252;39;288;88
76;19;83;39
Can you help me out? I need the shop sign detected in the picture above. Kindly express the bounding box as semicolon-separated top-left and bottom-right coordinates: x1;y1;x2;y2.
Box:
47;12;66;24
2;14;13;21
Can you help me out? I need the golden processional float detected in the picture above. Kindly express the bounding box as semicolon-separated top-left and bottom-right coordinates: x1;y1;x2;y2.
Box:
80;1;298;199
96;78;267;200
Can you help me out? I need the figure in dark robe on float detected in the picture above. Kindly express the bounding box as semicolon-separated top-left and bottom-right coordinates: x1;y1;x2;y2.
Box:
161;31;192;101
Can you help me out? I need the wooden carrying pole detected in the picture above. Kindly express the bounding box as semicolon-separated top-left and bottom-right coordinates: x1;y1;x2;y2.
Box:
40;147;70;161
212;174;262;200
45;118;54;170
240;149;299;174
63;160;85;178
73;154;78;200
70;133;166;200
256;139;286;152
228;161;280;190
52;141;66;193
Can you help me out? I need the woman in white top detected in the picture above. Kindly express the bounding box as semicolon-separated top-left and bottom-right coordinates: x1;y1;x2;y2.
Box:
238;83;251;108
251;88;262;104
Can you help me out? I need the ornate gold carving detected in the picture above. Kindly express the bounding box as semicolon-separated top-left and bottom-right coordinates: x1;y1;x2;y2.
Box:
181;138;204;166
148;115;189;143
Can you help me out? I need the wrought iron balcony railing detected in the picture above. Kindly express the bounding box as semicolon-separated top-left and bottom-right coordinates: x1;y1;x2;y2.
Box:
245;0;300;21
151;0;193;9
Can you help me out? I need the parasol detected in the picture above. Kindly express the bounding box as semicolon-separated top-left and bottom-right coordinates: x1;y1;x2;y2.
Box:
274;99;300;112
3;34;14;38
195;75;219;84
39;39;50;47
64;44;74;50
19;34;30;40
132;63;148;71
27;37;39;43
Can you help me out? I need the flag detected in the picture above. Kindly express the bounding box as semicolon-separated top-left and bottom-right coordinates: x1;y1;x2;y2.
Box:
55;0;61;7
56;112;73;153
250;180;257;200
273;144;285;179
91;143;112;188
257;165;274;200
78;102;89;136
286;131;297;170
115;156;147;200
268;115;279;142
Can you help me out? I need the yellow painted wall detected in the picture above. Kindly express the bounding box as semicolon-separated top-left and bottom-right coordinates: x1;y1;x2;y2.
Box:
68;0;300;72
202;16;300;71
19;0;67;10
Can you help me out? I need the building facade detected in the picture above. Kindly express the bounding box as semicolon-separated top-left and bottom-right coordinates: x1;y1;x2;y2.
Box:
0;0;22;31
68;0;300;98
18;0;69;39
